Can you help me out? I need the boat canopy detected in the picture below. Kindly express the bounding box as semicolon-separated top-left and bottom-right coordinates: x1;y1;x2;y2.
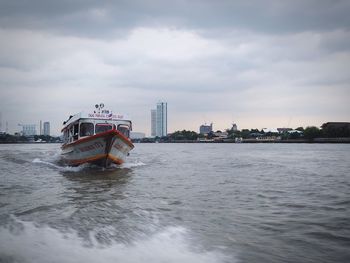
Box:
62;111;131;131
61;106;132;145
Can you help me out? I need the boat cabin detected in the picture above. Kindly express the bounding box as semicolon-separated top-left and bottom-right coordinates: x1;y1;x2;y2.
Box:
61;111;132;145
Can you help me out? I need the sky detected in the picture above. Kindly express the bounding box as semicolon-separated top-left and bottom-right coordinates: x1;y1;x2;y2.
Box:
0;0;349;136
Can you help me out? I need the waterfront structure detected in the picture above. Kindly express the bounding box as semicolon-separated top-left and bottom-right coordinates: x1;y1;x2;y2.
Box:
151;102;168;137
21;124;37;136
199;123;213;134
262;128;279;134
277;128;293;133
321;122;350;138
322;122;350;130
151;109;156;137
43;122;50;136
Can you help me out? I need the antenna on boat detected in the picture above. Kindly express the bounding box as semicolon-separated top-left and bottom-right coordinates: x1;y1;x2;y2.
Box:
95;103;105;113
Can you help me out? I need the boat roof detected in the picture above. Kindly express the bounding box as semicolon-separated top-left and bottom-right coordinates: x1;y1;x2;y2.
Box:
62;111;131;131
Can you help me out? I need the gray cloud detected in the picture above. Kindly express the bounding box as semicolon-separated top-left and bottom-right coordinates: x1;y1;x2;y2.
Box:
1;0;350;37
0;0;349;135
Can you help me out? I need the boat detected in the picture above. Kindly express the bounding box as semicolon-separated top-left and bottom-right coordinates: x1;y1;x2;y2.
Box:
61;103;134;167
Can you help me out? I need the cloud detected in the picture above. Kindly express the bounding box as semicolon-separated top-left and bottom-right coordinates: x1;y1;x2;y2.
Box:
0;1;349;135
1;0;350;37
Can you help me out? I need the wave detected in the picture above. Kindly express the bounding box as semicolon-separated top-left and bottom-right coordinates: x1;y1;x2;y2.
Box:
0;219;228;263
121;161;146;169
32;158;87;172
32;155;146;172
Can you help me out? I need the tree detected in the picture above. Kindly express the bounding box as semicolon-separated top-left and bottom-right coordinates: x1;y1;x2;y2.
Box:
304;126;322;140
169;130;198;140
241;129;250;139
321;123;350;138
289;131;301;139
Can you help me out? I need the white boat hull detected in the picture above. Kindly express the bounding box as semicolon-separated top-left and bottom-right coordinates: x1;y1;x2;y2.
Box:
61;130;134;167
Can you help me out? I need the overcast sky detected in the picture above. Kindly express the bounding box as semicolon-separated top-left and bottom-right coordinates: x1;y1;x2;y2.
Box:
0;0;349;136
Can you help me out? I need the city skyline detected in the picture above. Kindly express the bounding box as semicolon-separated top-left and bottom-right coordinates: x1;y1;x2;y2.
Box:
0;1;349;136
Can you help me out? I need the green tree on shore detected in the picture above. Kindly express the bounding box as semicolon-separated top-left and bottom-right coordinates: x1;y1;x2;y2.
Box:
169;130;198;140
304;126;322;140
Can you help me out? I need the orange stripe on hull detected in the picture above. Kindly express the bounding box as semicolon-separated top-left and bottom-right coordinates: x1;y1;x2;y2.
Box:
62;129;134;150
107;154;124;165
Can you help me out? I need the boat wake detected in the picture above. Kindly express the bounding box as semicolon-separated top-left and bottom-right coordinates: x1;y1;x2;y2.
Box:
32;157;146;173
32;158;88;172
0;219;229;263
121;161;146;169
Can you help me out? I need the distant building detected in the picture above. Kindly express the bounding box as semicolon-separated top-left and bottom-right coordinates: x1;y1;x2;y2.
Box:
213;131;228;140
321;122;350;138
151;109;156;137
231;123;238;132
150;102;168;137
151;102;168;137
262;128;279;134
199;123;213;134
277;128;292;133
130;132;146;139
43;122;50;136
156;102;167;137
22;124;36;136
322;122;350;129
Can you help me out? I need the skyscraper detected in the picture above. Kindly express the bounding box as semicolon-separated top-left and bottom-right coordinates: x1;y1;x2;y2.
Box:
151;109;156;137
151;102;168;137
156;102;167;137
43;122;50;136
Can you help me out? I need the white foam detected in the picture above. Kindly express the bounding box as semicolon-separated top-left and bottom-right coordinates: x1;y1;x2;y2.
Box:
0;220;229;263
121;161;146;169
32;158;87;172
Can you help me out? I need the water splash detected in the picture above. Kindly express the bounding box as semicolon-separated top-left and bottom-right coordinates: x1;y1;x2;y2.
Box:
32;158;88;172
121;161;146;169
0;220;229;263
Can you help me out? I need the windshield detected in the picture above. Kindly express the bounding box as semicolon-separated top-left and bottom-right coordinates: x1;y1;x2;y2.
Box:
95;123;114;134
80;123;94;137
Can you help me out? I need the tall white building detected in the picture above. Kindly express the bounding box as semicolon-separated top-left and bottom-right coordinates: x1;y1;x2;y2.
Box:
156;102;167;137
43;122;50;136
151;109;157;137
151;102;167;137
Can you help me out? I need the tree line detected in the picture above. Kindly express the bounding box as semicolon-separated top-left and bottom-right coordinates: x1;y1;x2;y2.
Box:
0;134;61;143
155;123;350;141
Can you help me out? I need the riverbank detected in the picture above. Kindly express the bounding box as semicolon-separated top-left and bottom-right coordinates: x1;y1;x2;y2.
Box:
133;138;350;143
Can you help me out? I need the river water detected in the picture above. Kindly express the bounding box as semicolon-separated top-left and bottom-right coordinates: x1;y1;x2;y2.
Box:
0;143;349;263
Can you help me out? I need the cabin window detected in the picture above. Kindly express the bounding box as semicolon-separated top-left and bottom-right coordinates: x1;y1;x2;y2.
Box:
69;126;74;142
73;123;79;141
80;123;94;137
95;123;113;134
118;124;130;138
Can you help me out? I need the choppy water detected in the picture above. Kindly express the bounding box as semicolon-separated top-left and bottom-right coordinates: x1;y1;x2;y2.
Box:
0;143;349;263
